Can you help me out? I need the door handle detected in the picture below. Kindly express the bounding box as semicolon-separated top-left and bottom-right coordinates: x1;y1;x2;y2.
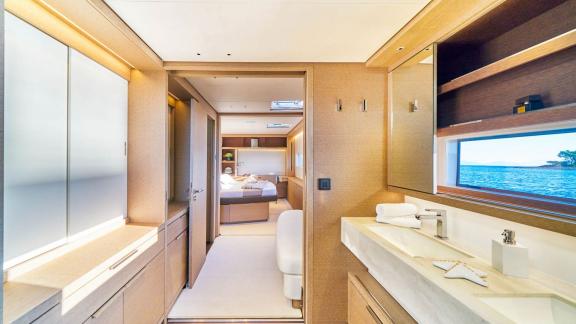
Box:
192;189;205;194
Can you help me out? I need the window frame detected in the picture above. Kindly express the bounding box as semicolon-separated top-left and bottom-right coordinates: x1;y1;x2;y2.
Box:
448;127;576;218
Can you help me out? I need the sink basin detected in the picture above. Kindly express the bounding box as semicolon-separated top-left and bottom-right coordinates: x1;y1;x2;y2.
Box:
478;294;576;324
367;225;471;259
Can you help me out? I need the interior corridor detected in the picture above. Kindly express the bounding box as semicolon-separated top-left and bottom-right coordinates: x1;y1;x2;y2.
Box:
168;200;302;321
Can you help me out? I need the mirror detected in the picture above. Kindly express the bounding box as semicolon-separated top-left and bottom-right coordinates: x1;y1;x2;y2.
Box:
388;44;436;194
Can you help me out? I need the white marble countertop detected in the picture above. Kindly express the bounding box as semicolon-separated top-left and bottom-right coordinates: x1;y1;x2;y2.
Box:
341;217;576;324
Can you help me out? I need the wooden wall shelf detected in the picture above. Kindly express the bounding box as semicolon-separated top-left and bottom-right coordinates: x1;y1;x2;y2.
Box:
438;29;576;95
437;102;576;137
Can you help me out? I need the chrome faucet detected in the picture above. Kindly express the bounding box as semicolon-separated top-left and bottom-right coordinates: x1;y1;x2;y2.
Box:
416;208;448;239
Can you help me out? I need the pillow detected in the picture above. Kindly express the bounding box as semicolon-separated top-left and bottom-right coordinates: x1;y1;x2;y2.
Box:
220;173;236;185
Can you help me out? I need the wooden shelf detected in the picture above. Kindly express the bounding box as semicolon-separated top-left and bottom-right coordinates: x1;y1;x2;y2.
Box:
438;29;576;95
437;103;576;137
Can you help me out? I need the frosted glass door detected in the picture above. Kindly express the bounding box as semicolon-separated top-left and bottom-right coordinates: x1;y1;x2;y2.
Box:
4;13;69;265
68;49;128;235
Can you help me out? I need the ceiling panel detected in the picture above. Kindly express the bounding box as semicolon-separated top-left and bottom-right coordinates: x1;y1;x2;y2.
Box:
188;76;304;113
221;115;303;135
105;0;430;62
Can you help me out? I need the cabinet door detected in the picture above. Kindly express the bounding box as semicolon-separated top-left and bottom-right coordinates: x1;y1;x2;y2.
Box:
166;231;187;307
85;291;123;324
388;44;436;193
348;275;393;324
124;250;165;324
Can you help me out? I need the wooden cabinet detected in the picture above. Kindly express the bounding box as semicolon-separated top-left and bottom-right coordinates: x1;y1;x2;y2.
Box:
124;250;165;324
348;274;392;324
84;292;123;324
166;231;187;307
287;177;303;210
348;272;416;324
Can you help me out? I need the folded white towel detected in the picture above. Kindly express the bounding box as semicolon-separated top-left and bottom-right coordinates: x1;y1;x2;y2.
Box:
376;215;421;229
375;203;418;218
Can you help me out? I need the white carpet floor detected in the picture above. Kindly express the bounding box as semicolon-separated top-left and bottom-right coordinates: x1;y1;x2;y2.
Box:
168;199;302;320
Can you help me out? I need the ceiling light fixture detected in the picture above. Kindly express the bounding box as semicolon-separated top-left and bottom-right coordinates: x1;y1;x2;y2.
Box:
270;100;304;111
267;123;291;129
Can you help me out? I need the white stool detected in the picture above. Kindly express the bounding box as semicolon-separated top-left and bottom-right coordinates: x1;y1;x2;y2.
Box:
276;210;303;301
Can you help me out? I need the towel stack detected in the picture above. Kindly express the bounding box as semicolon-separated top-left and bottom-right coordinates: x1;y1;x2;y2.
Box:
375;203;421;228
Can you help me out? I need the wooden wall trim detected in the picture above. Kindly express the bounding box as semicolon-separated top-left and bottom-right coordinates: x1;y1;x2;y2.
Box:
389;186;576;237
6;0;132;80
366;0;504;69
128;70;168;224
43;0;163;70
171;77;218;118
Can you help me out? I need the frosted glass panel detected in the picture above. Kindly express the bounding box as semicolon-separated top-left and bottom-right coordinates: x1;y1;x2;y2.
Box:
237;149;286;176
4;13;68;264
68;49;128;235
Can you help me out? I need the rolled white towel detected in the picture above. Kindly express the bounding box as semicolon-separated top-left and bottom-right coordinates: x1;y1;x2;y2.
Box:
375;203;418;218
377;215;421;229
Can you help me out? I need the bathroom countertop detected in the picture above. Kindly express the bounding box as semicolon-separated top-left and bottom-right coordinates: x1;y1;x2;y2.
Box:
341;217;576;324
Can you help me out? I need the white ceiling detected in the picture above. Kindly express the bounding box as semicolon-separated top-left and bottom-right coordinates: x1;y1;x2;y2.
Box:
221;115;303;135
105;0;430;62
188;76;304;113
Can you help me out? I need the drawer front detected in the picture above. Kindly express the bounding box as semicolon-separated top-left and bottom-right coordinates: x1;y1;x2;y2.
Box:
124;250;166;324
84;291;123;324
167;214;188;243
166;231;187;308
348;274;393;324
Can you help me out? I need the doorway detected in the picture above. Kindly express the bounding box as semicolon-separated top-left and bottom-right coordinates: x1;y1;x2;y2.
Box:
168;69;310;323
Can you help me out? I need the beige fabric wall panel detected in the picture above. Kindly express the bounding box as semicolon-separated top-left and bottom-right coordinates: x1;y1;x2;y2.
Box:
310;64;403;323
128;70;168;224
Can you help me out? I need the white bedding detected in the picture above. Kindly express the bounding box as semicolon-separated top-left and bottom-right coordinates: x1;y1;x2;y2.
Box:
220;179;277;198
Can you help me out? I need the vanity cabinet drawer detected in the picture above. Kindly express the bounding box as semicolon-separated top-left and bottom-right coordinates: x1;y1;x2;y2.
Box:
166;231;187;307
124;250;165;324
84;291;123;324
348;272;416;324
348;274;392;324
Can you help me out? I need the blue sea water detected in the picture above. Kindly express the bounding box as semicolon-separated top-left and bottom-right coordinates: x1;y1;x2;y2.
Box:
459;165;576;200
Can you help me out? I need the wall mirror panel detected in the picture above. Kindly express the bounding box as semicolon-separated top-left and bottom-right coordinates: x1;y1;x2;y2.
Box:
388;44;436;194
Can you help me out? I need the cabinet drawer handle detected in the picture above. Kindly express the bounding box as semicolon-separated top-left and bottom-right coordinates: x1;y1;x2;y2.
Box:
354;274;394;320
366;305;384;324
91;292;121;319
109;249;138;270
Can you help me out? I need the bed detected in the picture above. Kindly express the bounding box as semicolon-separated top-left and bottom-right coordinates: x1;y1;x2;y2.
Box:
220;174;278;224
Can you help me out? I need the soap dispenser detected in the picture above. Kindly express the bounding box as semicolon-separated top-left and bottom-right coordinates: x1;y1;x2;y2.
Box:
492;229;529;278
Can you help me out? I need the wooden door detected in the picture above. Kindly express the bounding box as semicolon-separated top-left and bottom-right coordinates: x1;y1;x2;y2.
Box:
189;99;207;285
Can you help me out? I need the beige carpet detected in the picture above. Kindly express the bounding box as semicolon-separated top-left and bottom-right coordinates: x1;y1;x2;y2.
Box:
168;235;302;320
219;199;292;236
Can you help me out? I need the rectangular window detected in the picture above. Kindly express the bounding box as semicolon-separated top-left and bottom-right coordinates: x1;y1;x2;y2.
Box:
456;129;576;211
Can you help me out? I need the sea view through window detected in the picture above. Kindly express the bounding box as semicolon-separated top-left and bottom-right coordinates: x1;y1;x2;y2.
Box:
457;129;576;201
